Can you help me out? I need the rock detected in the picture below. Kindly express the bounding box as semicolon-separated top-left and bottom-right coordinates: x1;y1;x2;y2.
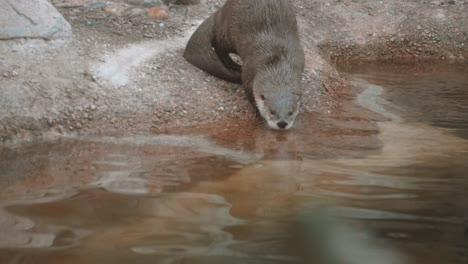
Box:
123;7;147;17
169;5;188;15
148;7;170;20
125;0;166;7
87;1;108;9
83;20;97;27
164;0;200;5
164;105;173;113
51;0;87;8
0;0;72;40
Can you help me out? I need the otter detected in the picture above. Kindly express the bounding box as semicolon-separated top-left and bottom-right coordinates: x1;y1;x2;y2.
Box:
183;0;305;130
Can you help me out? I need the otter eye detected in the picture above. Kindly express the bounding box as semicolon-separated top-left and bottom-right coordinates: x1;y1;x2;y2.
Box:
270;110;276;115
260;95;265;100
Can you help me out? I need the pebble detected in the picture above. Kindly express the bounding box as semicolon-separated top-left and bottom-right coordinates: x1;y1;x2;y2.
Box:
148;7;170;20
164;105;173;113
167;0;200;4
125;0;166;7
87;1;108;9
83;20;97;27
124;7;147;17
169;6;188;16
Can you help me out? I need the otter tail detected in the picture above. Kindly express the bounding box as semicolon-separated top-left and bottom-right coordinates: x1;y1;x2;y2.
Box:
183;14;242;84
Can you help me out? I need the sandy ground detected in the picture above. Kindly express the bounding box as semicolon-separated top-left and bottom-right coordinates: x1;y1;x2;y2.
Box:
0;0;467;142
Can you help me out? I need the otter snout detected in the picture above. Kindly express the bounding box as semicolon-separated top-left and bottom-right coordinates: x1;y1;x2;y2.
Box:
277;121;288;129
254;94;299;130
273;120;293;130
266;119;294;130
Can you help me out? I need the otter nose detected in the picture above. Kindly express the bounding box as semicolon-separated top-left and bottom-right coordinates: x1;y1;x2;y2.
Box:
277;121;288;129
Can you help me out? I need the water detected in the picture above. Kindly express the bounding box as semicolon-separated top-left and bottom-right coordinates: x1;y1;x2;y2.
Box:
0;63;467;264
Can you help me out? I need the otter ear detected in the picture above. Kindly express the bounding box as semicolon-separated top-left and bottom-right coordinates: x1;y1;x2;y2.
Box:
260;95;265;100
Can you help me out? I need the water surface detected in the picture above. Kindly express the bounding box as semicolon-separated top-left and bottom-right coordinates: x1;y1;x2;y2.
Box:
0;63;467;264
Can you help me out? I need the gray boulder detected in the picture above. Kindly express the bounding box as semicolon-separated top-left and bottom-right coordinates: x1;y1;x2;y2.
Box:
0;0;71;40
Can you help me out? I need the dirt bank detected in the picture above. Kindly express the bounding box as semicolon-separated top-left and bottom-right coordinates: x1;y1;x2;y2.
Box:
0;0;467;142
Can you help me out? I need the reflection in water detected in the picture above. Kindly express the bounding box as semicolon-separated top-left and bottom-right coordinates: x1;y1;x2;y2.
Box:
6;190;244;264
0;63;467;263
292;210;405;264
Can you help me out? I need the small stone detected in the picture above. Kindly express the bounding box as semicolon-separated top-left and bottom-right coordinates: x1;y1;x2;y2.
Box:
83;20;97;27
164;105;173;113
90;104;97;110
125;0;165;7
166;0;200;4
123;7;147;17
87;1;108;9
148;7;170;20
169;5;188;16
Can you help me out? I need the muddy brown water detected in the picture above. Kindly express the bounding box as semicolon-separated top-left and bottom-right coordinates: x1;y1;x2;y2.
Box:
0;63;467;264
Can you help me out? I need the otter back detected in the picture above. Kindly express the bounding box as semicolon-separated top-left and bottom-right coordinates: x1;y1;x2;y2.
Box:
184;0;305;130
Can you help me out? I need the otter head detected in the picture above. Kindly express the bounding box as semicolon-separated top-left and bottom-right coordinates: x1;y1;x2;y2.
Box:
252;69;302;130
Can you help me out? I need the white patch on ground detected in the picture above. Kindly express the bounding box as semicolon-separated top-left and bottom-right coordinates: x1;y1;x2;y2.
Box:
434;8;447;21
94;22;201;87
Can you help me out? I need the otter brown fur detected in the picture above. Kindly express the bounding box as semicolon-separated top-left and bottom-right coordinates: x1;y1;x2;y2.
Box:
183;0;305;130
